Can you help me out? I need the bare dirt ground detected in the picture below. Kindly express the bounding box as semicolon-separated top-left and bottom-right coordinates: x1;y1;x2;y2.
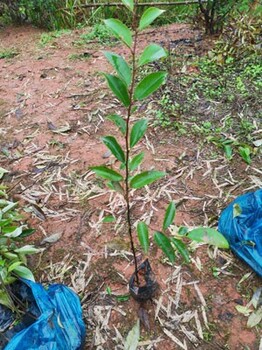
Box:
0;24;261;349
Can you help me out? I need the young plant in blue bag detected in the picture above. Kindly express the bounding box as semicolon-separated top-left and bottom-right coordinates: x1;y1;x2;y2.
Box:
0;181;40;311
91;0;229;299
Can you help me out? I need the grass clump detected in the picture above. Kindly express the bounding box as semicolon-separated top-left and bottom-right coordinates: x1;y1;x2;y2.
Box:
39;29;71;46
0;49;18;59
76;24;117;46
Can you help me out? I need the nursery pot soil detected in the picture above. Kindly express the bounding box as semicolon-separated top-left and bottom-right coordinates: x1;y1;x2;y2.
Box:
129;259;158;302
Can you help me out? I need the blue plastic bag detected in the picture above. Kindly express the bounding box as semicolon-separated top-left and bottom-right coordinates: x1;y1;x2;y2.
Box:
218;189;262;277
3;280;86;350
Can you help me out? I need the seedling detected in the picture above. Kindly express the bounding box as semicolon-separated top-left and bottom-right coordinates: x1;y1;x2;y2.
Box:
90;0;169;291
91;0;229;298
0;184;40;311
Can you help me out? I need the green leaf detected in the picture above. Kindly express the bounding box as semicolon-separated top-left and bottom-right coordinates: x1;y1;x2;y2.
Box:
163;201;176;230
14;245;41;254
171;238;190;263
107;181;125;194
8;261;22;273
138;7;165;31
2;225;18;233
0;167;8;180
239;146;251;164
138;44;167;66
104;74;130;106
106;285;112;295
235;305;252;317
4;226;24;238
13;266;35;281
107;114;126;135
130;119;148;148
187;227;229;249
124;319;140;350
104;51;131;86
130;170;165;189
103;215;115;223
90;166;123;181
129;152;144;171
223;144;233;160
134;72;167;100
116;294;130;302
154;231;175;263
247;307;262;328
20;228;36;238
178;226;188;236
121;0;134;12
102;136;125;163
104;19;132;48
2;201;18;214
137;222;149;254
3;252;18;260
0;290;14;310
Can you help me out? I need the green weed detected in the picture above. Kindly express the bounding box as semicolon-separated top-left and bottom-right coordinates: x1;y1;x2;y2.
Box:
159;39;261;164
68;52;91;61
0;49;18;59
76;24;116;46
39;29;71;46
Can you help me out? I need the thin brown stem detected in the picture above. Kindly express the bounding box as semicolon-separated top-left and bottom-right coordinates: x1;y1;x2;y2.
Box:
125;5;140;285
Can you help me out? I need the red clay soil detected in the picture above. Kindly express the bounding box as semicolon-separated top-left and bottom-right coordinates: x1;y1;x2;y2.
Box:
0;24;261;350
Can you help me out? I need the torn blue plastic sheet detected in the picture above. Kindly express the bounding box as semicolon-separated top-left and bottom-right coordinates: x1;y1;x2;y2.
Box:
2;279;86;350
218;189;262;277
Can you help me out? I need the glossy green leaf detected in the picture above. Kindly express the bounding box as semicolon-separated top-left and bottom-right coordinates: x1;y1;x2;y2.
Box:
104;74;130;106
2;252;18;260
223;144;233;160
129;152;145;171
154;231;175;263
122;0;134;12
137;222;149;254
103;215;115;223
104;19;132;47
178;226;188;236
4;226;24;238
107;114;126;135
239;146;251;164
7;261;22;273
138;44;167;66
171;238;190;263
130;170;165;189
139;7;165;31
90;166;123;181
104;51;131;86
187;227;229;249
134;72;167;100
2;226;17;233
130;119;148;148
20;228;36;238
116;294;130;302
13;266;35;281
102;136;125;163
163;201;176;230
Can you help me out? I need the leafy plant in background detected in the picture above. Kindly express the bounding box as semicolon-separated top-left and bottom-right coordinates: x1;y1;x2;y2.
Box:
0;169;40;310
197;0;237;34
90;0;229;292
